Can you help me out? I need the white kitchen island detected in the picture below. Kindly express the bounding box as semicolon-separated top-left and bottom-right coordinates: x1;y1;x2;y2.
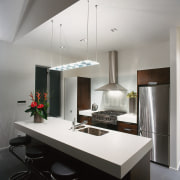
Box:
14;117;152;180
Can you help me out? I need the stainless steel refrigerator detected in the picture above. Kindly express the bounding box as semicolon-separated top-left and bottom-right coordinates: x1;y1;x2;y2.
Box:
138;84;169;166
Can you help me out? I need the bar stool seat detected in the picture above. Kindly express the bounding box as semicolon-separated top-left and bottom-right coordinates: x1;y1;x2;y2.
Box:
26;146;45;159
51;162;77;180
9;136;30;146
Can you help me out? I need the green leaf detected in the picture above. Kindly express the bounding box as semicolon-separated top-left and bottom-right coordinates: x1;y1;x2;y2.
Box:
25;108;32;112
30;112;34;116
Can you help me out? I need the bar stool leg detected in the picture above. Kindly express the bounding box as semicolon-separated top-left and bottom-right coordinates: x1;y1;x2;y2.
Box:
9;136;31;180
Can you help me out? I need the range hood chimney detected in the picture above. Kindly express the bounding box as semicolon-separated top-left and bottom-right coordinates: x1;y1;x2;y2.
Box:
95;51;127;91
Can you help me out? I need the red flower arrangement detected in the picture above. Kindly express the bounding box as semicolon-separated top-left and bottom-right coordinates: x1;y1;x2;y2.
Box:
25;91;48;120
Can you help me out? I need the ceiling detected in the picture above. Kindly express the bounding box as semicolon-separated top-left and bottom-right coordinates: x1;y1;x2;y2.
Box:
0;0;78;42
0;0;28;42
2;0;180;59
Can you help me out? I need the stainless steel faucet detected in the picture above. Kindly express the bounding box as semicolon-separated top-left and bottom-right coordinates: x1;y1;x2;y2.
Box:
71;118;88;131
72;118;76;131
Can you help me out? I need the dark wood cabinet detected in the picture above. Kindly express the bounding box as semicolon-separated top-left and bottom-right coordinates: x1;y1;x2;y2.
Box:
117;122;138;135
77;77;91;111
137;67;170;85
77;77;91;122
79;115;92;125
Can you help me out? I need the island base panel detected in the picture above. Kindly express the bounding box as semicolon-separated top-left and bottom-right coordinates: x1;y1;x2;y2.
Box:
129;152;150;180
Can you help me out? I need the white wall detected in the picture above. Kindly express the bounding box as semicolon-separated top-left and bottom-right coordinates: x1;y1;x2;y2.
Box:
177;29;180;170
0;41;61;148
170;28;180;170
63;41;169;113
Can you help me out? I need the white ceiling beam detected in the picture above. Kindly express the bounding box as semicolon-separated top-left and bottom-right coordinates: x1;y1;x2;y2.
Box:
14;0;79;41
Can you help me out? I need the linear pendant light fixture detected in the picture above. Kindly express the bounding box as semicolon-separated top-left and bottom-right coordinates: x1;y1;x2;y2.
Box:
50;0;99;71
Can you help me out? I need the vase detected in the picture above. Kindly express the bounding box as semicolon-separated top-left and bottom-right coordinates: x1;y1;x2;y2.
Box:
34;114;43;123
129;98;136;114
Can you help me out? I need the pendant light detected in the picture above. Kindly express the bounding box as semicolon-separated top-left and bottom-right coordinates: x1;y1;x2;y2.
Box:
95;4;98;62
50;19;53;67
50;0;99;71
59;24;63;64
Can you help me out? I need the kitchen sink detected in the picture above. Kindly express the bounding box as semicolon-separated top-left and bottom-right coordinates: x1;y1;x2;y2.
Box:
78;127;108;136
75;125;85;129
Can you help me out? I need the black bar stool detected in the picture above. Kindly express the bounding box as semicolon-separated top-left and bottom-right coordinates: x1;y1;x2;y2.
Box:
9;136;31;179
51;161;78;180
23;145;49;179
9;136;50;179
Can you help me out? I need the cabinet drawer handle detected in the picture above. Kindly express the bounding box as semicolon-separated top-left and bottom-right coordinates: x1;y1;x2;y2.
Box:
124;128;132;132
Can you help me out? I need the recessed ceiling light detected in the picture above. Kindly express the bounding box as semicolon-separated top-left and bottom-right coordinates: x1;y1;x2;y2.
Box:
80;38;87;42
110;28;118;32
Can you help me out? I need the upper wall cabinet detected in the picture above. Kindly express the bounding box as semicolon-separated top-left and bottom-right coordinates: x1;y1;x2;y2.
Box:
64;77;91;122
137;67;170;85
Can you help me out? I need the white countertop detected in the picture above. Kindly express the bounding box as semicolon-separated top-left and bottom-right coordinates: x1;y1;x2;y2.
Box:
79;109;97;116
79;109;137;124
117;113;137;124
14;118;151;179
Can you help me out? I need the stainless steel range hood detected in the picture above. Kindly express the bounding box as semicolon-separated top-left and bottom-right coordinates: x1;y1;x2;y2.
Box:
96;51;127;91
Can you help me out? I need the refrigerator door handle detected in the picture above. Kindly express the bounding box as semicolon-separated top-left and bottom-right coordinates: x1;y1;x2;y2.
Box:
139;129;142;136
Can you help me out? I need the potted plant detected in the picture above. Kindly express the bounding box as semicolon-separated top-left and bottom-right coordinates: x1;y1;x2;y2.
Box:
25;91;48;123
